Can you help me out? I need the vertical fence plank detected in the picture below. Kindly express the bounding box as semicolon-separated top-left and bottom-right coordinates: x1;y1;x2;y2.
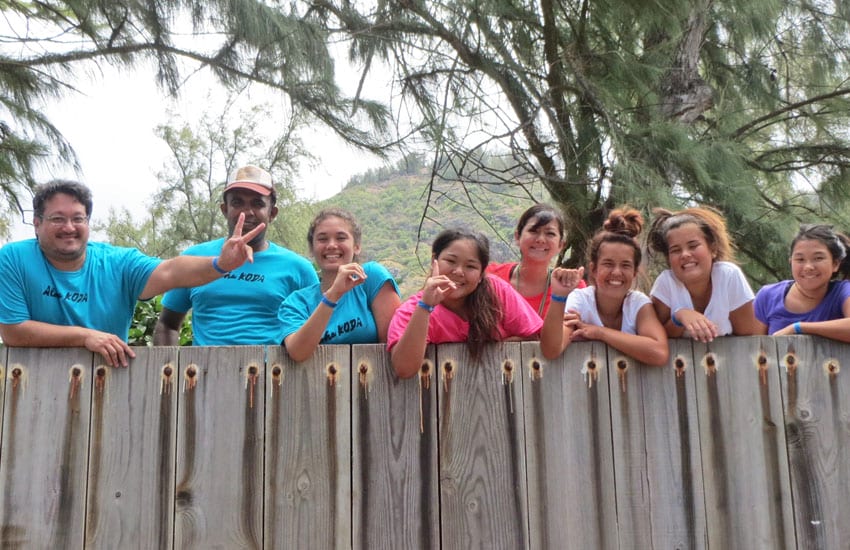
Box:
608;339;707;548
522;341;616;550
85;347;178;549
264;345;351;550
0;345;5;453
0;347;92;549
694;336;795;549
776;335;850;549
438;342;528;550
351;344;439;550
174;346;265;549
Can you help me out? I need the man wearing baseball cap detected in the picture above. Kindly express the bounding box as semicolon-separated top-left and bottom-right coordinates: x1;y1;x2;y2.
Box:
154;165;317;345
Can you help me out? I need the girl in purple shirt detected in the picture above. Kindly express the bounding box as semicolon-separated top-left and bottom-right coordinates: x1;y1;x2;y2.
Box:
754;224;850;342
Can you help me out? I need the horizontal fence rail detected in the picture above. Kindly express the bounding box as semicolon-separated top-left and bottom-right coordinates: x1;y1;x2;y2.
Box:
0;337;847;549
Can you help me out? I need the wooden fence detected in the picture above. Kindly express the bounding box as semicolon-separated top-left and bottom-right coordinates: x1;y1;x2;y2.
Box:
0;336;847;549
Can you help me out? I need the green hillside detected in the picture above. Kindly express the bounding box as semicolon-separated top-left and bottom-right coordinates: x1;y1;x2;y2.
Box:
314;170;545;297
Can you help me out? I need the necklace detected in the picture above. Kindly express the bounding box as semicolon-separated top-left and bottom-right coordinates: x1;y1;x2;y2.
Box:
793;282;822;302
511;263;551;317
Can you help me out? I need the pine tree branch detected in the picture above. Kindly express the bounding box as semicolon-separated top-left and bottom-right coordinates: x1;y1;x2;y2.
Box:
731;86;850;139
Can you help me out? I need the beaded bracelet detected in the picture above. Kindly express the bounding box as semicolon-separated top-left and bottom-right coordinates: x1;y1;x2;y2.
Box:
212;256;229;274
321;294;338;309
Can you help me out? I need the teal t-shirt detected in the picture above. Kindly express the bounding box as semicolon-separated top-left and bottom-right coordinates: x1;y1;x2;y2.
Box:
278;261;399;345
0;239;161;341
161;239;318;345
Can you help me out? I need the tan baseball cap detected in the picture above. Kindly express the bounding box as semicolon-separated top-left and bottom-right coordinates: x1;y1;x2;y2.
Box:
225;165;273;196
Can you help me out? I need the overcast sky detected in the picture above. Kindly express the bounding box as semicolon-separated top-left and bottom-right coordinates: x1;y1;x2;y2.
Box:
8;64;384;242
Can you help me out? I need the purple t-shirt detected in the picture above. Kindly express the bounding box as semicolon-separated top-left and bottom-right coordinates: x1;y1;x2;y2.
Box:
754;279;850;334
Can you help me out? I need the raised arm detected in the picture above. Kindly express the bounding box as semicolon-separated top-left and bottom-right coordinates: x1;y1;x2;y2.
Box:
284;263;367;362
140;213;265;300
539;267;583;359
391;260;455;379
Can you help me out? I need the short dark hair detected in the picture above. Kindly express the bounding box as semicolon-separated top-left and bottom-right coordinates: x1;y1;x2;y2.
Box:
33;180;93;218
515;203;566;242
791;224;850;280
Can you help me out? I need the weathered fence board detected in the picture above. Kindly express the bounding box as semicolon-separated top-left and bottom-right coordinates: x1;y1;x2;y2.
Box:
0;337;848;549
776;335;850;549
437;342;528;550
265;345;351;550
174;346;265;549
0;347;5;461
351;344;439;550
694;336;795;549
84;347;178;549
521;340;617;550
608;338;707;549
0;347;92;550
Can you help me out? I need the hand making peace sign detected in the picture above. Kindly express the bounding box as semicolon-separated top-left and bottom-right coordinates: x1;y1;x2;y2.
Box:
216;213;267;272
420;259;458;307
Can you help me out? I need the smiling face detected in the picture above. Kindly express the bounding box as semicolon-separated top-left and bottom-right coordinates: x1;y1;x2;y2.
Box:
791;238;839;293
435;238;484;304
221;188;277;249
310;215;361;273
34;192;90;269
591;242;636;299
665;222;715;285
516;216;564;266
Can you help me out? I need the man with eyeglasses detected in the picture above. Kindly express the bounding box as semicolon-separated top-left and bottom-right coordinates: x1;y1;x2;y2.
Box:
0;179;265;367
153;165;317;345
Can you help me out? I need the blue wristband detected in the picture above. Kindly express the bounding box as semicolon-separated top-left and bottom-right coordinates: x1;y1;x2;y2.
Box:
793;321;803;335
212;256;229;274
417;300;435;313
321;294;338;308
550;294;568;303
671;308;684;328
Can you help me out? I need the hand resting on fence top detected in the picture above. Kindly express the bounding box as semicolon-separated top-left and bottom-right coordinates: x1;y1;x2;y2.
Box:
559;207;669;366
0;179;264;367
754;224;850;343
648;206;760;343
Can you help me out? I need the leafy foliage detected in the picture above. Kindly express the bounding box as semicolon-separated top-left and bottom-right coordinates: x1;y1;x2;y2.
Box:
311;0;850;285
313;154;540;296
129;295;192;346
118;97;315;343
0;0;391;227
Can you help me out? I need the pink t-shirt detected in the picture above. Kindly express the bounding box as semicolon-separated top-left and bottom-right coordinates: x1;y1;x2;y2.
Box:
387;275;544;351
